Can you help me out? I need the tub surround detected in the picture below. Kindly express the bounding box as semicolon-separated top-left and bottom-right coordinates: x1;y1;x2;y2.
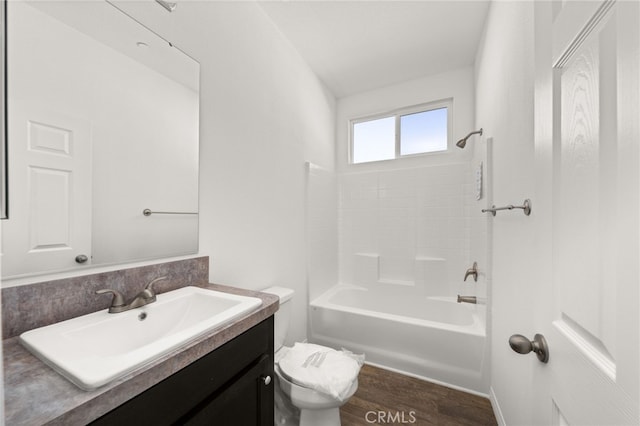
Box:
2;257;279;425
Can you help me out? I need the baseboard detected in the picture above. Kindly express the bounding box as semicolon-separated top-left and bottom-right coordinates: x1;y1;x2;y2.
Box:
489;386;506;426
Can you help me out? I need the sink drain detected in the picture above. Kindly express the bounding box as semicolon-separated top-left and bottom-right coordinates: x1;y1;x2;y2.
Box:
138;312;148;321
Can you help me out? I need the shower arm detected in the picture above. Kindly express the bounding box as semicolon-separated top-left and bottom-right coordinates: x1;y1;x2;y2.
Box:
462;129;483;140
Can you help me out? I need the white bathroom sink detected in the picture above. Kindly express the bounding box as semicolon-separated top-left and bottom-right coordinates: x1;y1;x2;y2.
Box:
19;286;262;390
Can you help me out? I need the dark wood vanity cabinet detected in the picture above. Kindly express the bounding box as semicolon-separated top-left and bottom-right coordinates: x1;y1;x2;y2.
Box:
90;317;274;426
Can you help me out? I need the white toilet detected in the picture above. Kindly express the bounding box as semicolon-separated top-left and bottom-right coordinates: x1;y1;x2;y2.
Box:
262;286;359;426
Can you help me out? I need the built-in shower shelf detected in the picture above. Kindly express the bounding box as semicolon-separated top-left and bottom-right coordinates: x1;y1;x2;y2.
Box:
353;254;449;288
377;278;415;287
354;253;379;258
415;256;446;262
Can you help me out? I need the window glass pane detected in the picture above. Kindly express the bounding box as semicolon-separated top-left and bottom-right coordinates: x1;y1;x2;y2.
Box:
400;107;447;155
352;116;395;163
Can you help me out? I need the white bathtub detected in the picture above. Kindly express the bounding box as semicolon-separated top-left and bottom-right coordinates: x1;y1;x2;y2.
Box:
309;284;487;394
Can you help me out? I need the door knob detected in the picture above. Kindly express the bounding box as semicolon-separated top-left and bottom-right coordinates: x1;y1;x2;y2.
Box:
75;254;88;264
509;333;549;363
261;375;271;386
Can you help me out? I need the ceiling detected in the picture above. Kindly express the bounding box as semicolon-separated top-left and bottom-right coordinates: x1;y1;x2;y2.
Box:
258;1;490;98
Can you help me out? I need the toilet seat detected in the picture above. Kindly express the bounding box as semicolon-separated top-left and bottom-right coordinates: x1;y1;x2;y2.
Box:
275;364;358;409
276;342;361;402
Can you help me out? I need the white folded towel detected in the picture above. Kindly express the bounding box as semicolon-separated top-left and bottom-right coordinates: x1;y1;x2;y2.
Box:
277;342;364;402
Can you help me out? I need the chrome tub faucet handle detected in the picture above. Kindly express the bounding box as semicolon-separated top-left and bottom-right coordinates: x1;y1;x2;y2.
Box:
464;262;478;282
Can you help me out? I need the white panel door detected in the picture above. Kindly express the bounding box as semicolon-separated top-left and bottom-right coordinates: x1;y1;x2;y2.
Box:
2;103;92;276
534;1;639;424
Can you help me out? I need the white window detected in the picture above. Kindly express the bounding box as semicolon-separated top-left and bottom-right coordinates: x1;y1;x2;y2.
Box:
350;99;451;164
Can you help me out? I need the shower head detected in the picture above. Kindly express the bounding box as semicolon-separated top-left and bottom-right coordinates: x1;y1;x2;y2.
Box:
455;138;468;149
456;128;483;149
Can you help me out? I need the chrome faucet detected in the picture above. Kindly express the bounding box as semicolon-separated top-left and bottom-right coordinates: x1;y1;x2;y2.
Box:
96;276;167;313
464;261;478;282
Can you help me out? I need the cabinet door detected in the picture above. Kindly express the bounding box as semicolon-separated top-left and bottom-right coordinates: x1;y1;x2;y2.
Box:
89;318;273;426
182;354;274;426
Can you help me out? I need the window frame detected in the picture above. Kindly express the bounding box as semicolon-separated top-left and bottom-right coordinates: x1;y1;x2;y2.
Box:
348;98;453;164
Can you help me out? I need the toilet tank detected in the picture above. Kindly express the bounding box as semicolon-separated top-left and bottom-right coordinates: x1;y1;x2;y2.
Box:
261;286;294;352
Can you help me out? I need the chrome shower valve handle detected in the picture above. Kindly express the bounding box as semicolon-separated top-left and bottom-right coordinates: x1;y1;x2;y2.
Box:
464;262;478;282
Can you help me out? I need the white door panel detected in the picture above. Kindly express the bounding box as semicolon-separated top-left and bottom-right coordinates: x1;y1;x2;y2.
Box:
2;103;92;276
535;1;639;424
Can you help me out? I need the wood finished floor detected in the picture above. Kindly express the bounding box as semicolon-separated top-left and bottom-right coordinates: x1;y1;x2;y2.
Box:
340;364;497;426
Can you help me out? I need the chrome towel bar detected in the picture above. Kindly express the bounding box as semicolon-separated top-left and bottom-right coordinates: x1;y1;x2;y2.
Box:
482;199;531;216
143;209;198;216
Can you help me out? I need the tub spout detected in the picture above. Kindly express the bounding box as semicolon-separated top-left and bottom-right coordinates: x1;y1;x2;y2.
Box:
457;295;477;304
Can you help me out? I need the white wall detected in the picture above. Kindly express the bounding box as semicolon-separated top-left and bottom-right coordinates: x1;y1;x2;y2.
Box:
111;1;336;345
474;2;536;424
197;3;335;345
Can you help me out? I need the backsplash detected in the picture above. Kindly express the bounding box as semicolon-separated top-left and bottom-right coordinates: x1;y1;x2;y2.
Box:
2;257;209;339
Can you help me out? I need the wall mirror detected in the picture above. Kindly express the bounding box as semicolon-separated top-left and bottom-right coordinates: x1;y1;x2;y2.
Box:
2;0;200;279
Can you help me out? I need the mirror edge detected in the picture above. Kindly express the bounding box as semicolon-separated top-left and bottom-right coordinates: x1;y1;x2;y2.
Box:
1;0;6;220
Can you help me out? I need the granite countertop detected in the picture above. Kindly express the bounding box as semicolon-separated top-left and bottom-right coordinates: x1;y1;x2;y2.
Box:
3;284;279;426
